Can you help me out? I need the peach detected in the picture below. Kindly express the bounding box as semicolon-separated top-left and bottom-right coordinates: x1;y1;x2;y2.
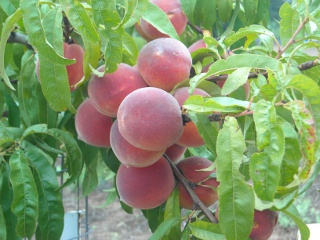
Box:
139;0;187;40
88;63;148;117
36;43;84;92
75;98;113;147
188;39;206;53
117;87;183;151
110;120;166;168
164;144;186;163
177;156;219;210
137;38;192;92
250;209;279;240
172;87;210;147
116;157;175;209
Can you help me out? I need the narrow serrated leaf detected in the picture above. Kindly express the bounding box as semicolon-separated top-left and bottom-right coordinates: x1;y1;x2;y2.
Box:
141;1;179;39
61;0;101;79
0;205;6;240
0;8;22;90
25;147;64;240
123;0;149;28
283;205;310;240
216;116;254;240
189;221;224;240
9;150;38;238
250;100;285;201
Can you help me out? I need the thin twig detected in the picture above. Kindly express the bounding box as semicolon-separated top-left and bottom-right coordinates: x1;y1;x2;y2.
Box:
163;154;218;223
7;31;33;50
187;21;203;35
276;17;309;59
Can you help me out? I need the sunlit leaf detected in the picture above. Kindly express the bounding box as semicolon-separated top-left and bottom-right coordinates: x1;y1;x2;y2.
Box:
189;221;224;240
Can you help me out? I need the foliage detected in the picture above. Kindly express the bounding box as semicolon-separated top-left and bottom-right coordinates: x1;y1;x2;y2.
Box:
0;0;319;239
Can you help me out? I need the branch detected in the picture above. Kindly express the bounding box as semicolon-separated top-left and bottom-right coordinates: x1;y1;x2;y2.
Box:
276;17;309;59
7;31;33;50
187;21;203;35
163;154;218;223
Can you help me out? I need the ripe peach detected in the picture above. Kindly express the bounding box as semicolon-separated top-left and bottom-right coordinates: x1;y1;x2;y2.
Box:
188;39;206;53
250;209;279;240
88;63;148;117
172;87;210;147
75;98;113;147
139;0;187;40
36;43;84;91
164;144;186;163
177;156;218;210
116;157;175;209
137;38;192;92
110;120;166;168
117;87;183;151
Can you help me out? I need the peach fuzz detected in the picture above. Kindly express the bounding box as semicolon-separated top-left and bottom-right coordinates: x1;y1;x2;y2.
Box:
75;98;113;147
116;157;175;209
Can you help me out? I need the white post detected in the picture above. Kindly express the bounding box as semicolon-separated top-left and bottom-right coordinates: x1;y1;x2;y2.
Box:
297;223;320;240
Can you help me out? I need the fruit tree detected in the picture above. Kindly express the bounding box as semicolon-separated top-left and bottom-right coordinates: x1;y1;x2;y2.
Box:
0;0;319;239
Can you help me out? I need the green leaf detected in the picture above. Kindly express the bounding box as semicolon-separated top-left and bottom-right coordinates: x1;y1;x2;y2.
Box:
22;124;83;188
20;0;74;65
92;0;121;28
118;0;138;27
189;221;224;240
283;205;310;240
187;112;218;157
149;217;180;240
284;100;316;181
122;31;139;65
243;0;259;25
216;116;255;240
184;95;253;113
0;0;19;16
0;8;22;90
164;188;180;220
9;150;38;238
61;0;101;79
0;161;19;240
189;54;282;93
100;148;121;173
255;0;270;23
4;91;20;127
221;67;251;96
278;119;301;186
279;2;305;53
217;0;233;22
123;0;149;28
0;205;6;240
25;147;64;240
250;100;285;201
18;50;45;127
141;1;179;39
224;25;276;47
142;204;165;233
81;146;99;196
193;0;217;30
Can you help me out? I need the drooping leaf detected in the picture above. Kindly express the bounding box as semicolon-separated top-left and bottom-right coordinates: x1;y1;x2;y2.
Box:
0;8;22;90
141;1;179;39
250;100;285;201
142;204;165;233
163;188;181;239
22;124;83;188
193;0;217;30
216;116;255;240
61;0;101;79
283;205;310;240
123;0;149;28
25;147;64;240
0;204;6;240
189;220;224;240
284;100;316;181
149;217;180;240
0;161;19;240
217;0;232;22
121;31;139;65
9;150;38;238
4;91;20;127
